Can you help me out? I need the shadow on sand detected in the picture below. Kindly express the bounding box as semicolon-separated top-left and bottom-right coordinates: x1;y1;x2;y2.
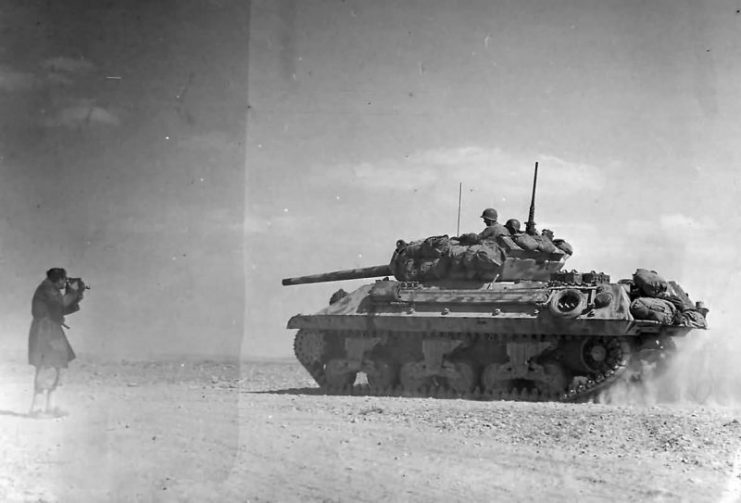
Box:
247;387;461;400
0;409;68;419
248;387;325;396
0;409;33;418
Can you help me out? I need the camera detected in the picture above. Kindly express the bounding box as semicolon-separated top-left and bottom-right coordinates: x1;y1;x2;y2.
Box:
66;277;91;291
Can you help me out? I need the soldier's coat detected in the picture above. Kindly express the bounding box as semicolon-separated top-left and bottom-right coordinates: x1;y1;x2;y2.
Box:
28;279;79;368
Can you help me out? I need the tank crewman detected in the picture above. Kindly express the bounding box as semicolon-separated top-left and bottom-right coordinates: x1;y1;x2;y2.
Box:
454;208;509;245
505;218;539;251
504;218;521;235
477;208;509;243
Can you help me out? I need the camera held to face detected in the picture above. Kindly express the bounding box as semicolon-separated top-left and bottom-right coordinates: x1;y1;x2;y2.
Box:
66;277;90;292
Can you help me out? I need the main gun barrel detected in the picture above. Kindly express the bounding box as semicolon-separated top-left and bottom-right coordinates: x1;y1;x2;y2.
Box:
282;264;393;286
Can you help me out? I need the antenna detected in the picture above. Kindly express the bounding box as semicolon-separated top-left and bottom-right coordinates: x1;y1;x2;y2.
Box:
456;182;462;235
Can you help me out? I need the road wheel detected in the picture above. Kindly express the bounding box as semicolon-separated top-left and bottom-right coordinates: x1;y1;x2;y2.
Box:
446;360;477;393
400;361;429;392
324;359;356;389
366;359;399;390
481;363;507;392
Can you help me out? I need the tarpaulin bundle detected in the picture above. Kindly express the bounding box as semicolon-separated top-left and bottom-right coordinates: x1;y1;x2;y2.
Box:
629;297;678;324
393;235;505;281
633;268;668;297
401;235;451;259
553;239;573;255
392;256;451;281
510;233;540;251
677;310;707;328
627;268;706;326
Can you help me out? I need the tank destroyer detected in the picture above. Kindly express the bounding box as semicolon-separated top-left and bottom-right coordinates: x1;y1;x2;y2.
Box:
282;166;709;402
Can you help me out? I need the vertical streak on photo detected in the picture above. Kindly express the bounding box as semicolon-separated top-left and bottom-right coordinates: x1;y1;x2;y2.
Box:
720;445;741;503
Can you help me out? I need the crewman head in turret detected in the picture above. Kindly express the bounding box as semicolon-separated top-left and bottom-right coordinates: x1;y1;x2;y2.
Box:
478;208;509;242
480;208;499;226
505;218;522;235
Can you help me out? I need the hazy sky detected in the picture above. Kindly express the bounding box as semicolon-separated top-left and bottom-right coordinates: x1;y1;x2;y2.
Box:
1;1;738;360
0;1;247;358
248;0;740;357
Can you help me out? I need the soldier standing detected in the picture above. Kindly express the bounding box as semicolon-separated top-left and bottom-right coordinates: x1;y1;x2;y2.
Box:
28;268;84;417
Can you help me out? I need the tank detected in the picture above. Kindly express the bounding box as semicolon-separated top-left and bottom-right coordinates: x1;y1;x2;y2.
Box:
282;168;709;402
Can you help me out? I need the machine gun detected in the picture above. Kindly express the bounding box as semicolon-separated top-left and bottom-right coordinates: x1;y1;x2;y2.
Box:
525;161;538;235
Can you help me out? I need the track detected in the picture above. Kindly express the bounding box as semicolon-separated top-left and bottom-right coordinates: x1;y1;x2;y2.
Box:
293;329;642;403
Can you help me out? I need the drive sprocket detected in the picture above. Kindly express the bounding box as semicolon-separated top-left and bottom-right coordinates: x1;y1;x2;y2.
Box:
293;329;328;387
293;330;326;363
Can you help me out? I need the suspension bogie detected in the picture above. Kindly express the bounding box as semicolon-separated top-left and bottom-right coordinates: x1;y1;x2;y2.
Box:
293;328;657;402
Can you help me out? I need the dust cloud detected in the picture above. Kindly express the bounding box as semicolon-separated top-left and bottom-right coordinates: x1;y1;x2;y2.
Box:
600;329;741;407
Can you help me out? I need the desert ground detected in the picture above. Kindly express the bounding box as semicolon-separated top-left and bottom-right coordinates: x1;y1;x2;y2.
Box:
1;351;740;503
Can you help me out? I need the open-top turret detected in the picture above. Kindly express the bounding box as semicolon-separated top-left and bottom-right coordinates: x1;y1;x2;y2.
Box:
282;166;709;402
281;237;568;287
285;163;570;288
282;233;569;287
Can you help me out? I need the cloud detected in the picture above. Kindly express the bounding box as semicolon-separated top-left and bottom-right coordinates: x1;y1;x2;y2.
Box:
626;213;725;261
244;213;270;234
184;131;235;150
0;57;96;93
46;72;74;87
0;66;36;91
658;213;715;232
317;146;605;198
536;154;606;192
410;145;508;166
347;161;438;191
38;56;97;89
41;104;120;128
195;207;243;233
244;210;311;237
40;56;95;74
626;212;721;238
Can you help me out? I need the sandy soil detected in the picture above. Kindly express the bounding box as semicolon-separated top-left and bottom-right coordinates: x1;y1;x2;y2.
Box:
1;357;740;503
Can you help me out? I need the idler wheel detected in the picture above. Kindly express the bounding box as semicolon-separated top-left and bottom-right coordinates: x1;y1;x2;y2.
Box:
580;337;630;374
366;359;399;390
400;361;430;392
446;360;477;393
324;359;356;388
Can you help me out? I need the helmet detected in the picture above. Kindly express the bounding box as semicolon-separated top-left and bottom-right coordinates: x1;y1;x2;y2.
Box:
480;208;498;221
505;218;521;232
